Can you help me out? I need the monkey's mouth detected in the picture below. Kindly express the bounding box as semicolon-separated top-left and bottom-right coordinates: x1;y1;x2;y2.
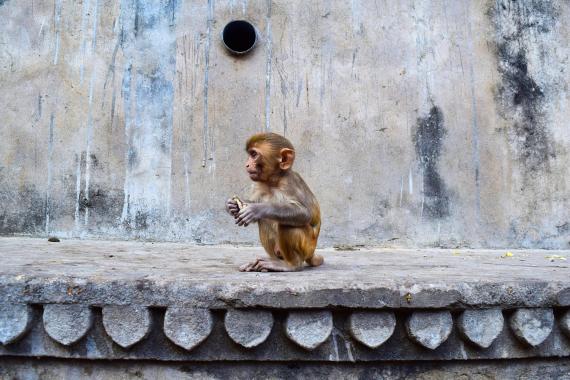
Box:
247;171;260;180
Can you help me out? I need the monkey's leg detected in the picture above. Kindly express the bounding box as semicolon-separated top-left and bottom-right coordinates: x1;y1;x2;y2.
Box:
239;221;282;272
303;225;323;267
249;226;306;272
306;254;324;267
282;225;323;268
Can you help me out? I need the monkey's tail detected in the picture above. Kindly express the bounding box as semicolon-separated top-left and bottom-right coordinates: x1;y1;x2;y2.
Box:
306;254;324;267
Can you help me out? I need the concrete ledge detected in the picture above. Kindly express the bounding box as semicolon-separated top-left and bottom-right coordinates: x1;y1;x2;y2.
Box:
1;238;569;362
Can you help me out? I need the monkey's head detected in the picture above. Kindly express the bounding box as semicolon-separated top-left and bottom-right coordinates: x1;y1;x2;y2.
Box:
245;133;295;183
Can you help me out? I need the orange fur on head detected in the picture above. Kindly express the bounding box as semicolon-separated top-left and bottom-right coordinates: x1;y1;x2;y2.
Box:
246;133;296;174
246;132;295;152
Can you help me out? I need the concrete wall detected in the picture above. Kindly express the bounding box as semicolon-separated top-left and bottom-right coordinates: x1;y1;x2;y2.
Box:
0;0;569;248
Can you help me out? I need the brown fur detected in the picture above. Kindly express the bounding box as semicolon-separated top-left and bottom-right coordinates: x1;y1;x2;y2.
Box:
240;133;322;271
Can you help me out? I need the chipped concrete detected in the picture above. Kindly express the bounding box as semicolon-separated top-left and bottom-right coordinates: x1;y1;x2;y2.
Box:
0;1;569;248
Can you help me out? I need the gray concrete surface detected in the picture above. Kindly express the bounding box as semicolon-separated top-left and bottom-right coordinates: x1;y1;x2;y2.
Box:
1;238;570;364
1;0;569;249
1;238;568;309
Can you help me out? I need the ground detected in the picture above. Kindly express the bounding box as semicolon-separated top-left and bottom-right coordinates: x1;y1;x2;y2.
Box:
0;237;568;309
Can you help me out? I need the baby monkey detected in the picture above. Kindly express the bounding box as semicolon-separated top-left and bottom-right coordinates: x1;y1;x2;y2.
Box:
226;133;323;272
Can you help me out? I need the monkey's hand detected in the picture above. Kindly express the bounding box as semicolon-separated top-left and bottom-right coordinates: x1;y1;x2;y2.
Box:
235;203;266;227
226;198;240;218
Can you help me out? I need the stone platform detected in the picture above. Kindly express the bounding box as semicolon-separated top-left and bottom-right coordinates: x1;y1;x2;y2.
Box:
1;238;570;378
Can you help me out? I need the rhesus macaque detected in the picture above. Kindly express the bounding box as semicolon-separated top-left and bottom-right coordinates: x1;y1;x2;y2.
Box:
226;133;323;272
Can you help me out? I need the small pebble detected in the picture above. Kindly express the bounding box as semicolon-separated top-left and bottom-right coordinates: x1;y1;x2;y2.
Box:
47;237;60;243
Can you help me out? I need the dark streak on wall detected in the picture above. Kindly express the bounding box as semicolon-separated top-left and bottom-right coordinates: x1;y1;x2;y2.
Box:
0;183;45;234
414;106;449;219
77;188;124;221
62;153;125;234
490;0;558;173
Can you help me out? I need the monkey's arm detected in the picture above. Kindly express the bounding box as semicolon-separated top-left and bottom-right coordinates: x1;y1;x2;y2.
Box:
235;201;310;227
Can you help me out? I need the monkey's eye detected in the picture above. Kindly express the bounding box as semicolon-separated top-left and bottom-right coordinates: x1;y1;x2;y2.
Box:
249;150;258;158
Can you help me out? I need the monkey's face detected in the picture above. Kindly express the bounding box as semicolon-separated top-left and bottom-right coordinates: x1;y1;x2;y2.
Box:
245;143;274;182
245;147;263;181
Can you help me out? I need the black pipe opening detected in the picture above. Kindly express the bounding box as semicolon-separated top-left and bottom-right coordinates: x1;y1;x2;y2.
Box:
222;20;257;54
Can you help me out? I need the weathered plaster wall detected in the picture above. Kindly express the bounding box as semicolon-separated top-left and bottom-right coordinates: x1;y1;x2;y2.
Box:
0;0;569;248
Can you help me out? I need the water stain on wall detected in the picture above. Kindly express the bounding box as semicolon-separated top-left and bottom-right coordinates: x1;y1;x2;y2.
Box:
0;171;45;234
68;152;125;234
81;187;125;227
489;0;558;172
413;106;450;219
119;0;180;227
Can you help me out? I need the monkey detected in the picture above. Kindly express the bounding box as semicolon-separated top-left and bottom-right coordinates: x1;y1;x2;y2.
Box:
226;132;323;272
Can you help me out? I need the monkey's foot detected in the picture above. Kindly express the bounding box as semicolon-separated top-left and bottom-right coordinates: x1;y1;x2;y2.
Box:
307;254;324;267
241;257;298;272
239;257;267;272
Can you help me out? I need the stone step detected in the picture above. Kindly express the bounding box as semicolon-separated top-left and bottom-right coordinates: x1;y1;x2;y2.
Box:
0;237;569;362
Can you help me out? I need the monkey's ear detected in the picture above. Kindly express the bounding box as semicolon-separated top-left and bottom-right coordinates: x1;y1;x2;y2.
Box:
279;148;295;170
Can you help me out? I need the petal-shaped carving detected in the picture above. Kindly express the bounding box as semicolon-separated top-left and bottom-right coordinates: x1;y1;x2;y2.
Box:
102;305;151;349
458;309;504;349
224;309;273;348
509;308;554;347
348;311;396;348
558;287;570;306
43;304;93;345
285;311;333;350
406;311;453;350
164;307;213;351
0;304;33;345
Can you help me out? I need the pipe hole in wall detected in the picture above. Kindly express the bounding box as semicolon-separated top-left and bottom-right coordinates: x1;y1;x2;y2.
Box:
222;20;258;55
